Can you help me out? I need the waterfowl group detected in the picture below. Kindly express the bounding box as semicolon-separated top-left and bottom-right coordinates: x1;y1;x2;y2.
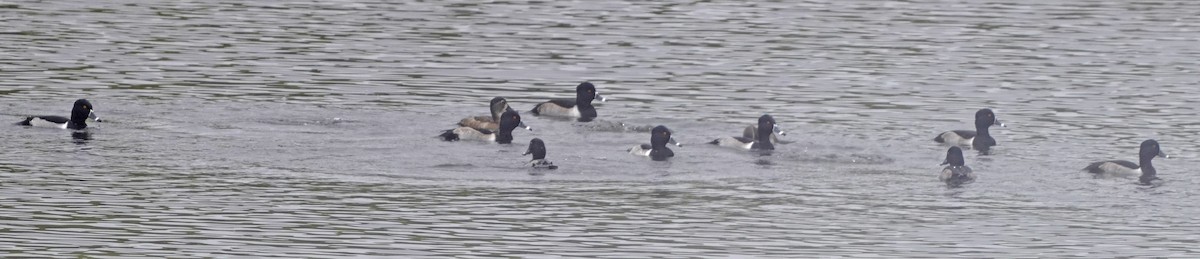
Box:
15;87;1175;188
928;109;1171;187
435;82;1177;187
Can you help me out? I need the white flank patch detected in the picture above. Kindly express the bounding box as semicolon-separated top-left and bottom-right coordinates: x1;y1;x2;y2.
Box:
1097;162;1142;178
629;146;650;156
452;127;495;142
569;107;582;118
29;118;67;129
716;137;754;150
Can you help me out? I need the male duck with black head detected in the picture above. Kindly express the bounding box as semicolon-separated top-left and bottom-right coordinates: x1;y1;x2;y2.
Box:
934;108;1005;154
439;110;523;144
530;82;606;122
629;125;681;161
939;146;976;188
524;138;558;170
1084;139;1169;186
18;99;102;130
709;115;780;151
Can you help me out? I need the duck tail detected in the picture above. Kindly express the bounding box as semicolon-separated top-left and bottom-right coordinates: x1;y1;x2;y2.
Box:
933;133;945;143
529;103;542;115
438;130;460;141
1082;162;1104;174
16;116;33;126
707;139;720;145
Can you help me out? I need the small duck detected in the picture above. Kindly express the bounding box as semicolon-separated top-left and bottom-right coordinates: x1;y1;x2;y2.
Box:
938;146;975;187
742;124;785;145
439;110;522;144
709;115;779;151
17;99;101;130
934;109;1005;152
459;97;531;131
629;125;681;161
523;138;558;169
1084;139;1169;185
530;82;606;121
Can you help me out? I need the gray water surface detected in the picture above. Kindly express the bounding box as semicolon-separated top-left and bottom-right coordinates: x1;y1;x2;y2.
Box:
3;0;1200;257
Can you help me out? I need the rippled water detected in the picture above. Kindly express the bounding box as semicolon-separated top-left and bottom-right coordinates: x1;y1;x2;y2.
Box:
3;0;1200;257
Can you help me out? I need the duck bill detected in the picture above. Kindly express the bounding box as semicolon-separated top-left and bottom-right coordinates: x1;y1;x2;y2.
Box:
1159;152;1169;159
519;121;533;131
773;124;785;136
88;111;101;122
596;94;607;102
669;137;682;147
940;159;949;166
995;119;1005;127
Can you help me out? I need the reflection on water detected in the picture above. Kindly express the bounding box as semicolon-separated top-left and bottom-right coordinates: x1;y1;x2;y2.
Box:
70;131;91;143
3;0;1200;257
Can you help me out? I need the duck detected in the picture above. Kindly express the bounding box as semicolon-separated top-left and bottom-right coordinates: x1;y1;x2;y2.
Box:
708;115;779;151
523;138;558;169
459;97;531;131
742;124;784;145
439;110;522;144
629;125;680;161
1084;139;1169;185
938;146;975;187
530;82;606;121
933;109;1005;151
17;99;101;130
